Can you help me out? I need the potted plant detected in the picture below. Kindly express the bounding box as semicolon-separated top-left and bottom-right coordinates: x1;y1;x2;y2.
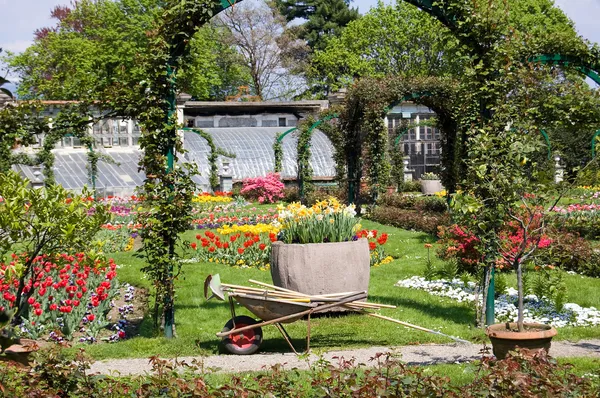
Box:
485;205;557;359
270;198;370;298
420;172;443;195
453;127;558;359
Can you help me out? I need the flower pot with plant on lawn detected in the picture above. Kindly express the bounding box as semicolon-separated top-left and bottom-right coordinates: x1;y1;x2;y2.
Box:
487;322;557;359
482;204;560;358
452;129;561;359
270;198;370;303
420;173;443;195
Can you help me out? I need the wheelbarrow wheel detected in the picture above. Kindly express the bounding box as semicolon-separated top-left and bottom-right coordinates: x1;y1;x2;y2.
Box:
221;315;263;355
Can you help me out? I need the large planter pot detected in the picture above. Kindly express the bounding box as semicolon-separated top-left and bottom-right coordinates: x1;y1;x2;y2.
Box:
421;180;443;195
270;239;370;302
486;323;557;359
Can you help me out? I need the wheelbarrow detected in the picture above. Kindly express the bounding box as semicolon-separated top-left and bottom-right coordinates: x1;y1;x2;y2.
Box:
204;275;470;355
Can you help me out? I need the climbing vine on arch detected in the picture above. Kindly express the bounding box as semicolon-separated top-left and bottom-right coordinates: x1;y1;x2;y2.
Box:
339;76;458;207
273;132;283;173
296;117;315;203
185;128;236;192
0;101;115;192
87;0;245;336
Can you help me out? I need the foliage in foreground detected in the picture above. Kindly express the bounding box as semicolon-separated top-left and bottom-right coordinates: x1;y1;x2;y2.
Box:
0;172;108;323
0;348;597;397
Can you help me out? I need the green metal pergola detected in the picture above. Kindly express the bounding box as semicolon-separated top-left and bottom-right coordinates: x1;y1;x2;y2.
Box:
162;0;244;338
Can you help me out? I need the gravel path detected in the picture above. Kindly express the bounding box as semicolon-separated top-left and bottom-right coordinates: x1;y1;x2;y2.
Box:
89;339;600;376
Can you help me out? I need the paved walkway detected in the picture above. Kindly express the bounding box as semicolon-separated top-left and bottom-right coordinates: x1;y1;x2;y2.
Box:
89;339;600;376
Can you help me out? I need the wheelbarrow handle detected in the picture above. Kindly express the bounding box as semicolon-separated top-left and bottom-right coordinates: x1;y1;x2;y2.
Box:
216;292;367;338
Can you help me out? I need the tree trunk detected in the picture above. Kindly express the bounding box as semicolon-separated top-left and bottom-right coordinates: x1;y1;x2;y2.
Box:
479;264;491;328
517;261;524;332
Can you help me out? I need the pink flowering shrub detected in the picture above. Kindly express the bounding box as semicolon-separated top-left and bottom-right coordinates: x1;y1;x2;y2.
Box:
240;173;285;204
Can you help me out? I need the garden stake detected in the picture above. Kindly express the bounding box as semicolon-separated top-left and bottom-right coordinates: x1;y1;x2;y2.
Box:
352;311;471;345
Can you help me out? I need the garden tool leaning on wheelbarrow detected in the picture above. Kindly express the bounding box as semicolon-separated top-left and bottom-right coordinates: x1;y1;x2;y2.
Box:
204;274;470;355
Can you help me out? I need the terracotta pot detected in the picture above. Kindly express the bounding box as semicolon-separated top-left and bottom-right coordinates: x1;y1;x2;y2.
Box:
270;239;370;310
486;322;557;359
421;180;443;195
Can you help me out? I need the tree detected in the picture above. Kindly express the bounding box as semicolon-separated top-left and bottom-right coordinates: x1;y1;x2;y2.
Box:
0;172;108;323
311;0;462;91
5;0;247;100
0;49;13;99
0;103;48;173
337;0;599;329
218;0;305;100
272;0;359;51
177;24;252;100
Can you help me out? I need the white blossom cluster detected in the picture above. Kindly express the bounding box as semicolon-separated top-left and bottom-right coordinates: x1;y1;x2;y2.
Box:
396;276;600;327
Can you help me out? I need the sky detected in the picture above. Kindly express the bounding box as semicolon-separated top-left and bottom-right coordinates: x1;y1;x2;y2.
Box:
1;0;599;71
1;0;599;54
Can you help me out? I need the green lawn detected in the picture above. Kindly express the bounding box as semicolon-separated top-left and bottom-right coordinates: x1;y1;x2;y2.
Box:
81;220;600;360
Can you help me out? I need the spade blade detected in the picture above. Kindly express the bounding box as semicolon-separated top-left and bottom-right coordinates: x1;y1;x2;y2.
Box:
204;274;225;301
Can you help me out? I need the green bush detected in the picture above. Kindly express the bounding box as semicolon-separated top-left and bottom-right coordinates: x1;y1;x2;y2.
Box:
378;192;418;209
400;180;421;193
282;186;300;202
549;211;600;240
378;193;447;213
536;231;600;277
305;185;346;205
367;206;449;235
420;196;448;213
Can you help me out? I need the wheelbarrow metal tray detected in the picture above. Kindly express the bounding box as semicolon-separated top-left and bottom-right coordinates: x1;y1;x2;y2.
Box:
230;293;317;323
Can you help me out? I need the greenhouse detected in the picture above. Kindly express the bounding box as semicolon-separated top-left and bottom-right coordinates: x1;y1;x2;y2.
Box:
13;128;336;195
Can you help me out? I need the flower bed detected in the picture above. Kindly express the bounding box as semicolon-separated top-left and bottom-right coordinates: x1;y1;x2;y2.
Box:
551;203;600;239
191;205;278;229
1;253;123;341
191;224;279;268
355;229;394;267
396;276;600;327
190;198;393;268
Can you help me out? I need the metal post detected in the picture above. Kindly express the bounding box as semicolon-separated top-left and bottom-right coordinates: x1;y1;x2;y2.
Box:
163;63;177;339
87;145;96;198
485;266;495;326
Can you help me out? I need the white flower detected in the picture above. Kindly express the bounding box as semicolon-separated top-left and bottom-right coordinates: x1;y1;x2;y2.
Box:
343;204;356;217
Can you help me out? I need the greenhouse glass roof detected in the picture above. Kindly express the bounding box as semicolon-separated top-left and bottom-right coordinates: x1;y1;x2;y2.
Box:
184;127;336;183
13;127;335;193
